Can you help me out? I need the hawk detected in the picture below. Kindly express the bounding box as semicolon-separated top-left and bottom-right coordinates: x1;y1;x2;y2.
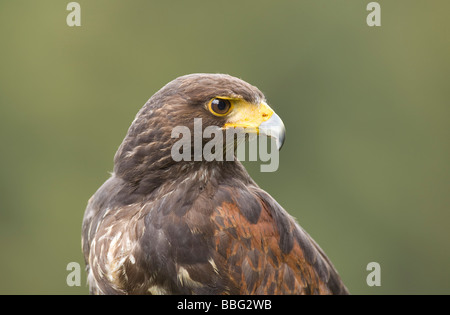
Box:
82;73;349;295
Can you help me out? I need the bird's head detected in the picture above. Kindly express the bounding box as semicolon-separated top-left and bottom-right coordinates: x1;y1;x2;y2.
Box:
114;74;286;188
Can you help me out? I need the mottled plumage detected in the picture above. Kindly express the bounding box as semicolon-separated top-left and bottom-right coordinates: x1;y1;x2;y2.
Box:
82;73;349;295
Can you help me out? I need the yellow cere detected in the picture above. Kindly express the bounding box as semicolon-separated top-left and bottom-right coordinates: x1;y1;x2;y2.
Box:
223;99;274;132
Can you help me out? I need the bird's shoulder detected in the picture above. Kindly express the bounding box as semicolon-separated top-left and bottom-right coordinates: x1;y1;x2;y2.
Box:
137;180;348;295
209;183;348;294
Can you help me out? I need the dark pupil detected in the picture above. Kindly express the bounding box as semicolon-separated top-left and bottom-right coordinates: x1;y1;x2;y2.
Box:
217;100;226;111
213;99;229;113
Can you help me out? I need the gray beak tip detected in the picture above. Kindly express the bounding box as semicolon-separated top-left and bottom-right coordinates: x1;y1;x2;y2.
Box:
258;113;286;151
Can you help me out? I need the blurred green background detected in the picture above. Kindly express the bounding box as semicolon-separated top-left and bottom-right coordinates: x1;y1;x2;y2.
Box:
0;0;449;294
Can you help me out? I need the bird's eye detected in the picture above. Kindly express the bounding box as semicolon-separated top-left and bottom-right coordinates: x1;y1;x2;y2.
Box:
209;98;232;116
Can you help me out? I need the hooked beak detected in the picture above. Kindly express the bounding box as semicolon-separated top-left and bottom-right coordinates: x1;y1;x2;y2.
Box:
258;112;286;150
223;101;286;150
